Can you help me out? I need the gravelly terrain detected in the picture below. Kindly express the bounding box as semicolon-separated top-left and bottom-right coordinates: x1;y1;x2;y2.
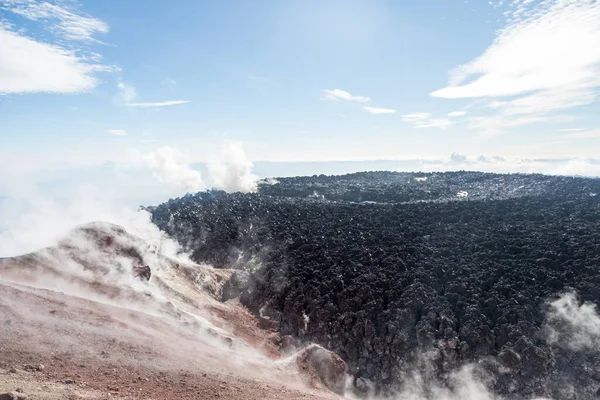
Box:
0;223;343;400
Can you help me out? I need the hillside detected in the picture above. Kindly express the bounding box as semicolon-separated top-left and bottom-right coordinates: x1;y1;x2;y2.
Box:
148;171;600;399
0;222;345;400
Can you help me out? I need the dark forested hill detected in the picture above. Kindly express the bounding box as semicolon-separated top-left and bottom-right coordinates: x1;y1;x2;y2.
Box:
147;171;600;399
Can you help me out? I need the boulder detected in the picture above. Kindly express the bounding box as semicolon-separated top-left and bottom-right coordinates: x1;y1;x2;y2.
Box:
0;393;26;400
295;344;348;396
132;265;151;281
280;335;296;354
258;316;278;330
22;364;43;372
221;270;250;302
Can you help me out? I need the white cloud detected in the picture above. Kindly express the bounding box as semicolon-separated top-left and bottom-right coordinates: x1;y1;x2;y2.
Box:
450;152;467;163
3;0;109;42
416;155;600;177
551;158;600;176
556;128;585;132
0;25;106;94
114;82;189;108
477;155;506;163
414;119;453;129
468;114;575;136
486;85;596;115
448;111;467;117
322;89;370;102
363;106;396;115
431;0;600;133
143;147;204;192
402;112;453;129
0;1;112;95
432;1;600;100
105;129;127;136
126;100;191;108
563;129;600;139
403;113;432;121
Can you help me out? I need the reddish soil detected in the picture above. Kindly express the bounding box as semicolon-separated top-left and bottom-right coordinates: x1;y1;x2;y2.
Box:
0;223;342;400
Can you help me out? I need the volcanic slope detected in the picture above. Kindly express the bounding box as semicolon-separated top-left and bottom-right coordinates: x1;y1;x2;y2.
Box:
148;171;600;399
0;222;345;400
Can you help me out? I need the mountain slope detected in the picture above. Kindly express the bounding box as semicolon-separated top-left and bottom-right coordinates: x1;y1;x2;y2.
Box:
0;222;344;400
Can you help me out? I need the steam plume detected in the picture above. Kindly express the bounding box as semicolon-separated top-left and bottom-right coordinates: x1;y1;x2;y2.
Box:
144;146;204;191
545;291;600;351
208;142;257;193
0;184;188;259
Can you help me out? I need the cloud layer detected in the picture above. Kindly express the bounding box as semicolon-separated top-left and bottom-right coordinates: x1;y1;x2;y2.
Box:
564;129;600;139
113;81;190;108
432;0;600;134
323;88;398;116
126;100;192;108
364;106;396;115
4;0;109;42
322;89;370;102
0;26;103;94
402;113;453;129
0;0;111;94
105;129;127;136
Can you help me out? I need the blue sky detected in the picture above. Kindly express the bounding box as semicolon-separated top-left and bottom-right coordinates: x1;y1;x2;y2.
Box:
1;0;600;170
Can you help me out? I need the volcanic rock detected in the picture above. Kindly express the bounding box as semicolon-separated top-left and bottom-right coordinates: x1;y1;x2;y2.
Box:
295;345;348;396
133;265;151;281
221;270;250;302
149;171;600;398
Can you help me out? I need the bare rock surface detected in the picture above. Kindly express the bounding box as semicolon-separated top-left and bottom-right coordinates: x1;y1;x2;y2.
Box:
0;223;342;400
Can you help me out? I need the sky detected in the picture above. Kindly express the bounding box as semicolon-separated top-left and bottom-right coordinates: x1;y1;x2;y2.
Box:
2;0;600;167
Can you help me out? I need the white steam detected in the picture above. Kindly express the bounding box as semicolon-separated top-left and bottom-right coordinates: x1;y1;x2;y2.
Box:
143;146;205;191
208;142;257;193
143;142;257;194
372;290;600;400
545;291;600;351
389;365;497;400
0;141;260;257
0;183;188;259
347;362;551;400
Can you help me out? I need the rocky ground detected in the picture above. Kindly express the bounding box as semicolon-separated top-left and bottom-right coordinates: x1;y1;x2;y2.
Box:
0;223;345;400
148;171;600;399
